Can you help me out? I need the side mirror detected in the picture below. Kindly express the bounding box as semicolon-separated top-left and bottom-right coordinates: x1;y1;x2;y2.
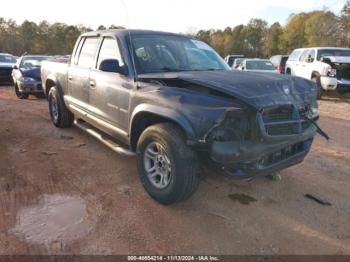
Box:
99;59;127;75
12;65;18;69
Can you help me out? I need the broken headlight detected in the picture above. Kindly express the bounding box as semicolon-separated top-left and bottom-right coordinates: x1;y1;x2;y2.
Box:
207;110;252;142
326;68;337;77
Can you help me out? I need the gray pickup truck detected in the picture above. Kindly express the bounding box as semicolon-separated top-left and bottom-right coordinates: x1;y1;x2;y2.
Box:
41;29;320;204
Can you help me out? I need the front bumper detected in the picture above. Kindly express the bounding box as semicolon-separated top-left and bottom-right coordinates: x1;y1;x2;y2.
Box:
18;80;43;94
210;125;317;178
336;79;350;93
320;76;337;90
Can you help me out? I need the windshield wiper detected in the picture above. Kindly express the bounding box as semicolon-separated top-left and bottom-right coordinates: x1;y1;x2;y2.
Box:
159;67;183;72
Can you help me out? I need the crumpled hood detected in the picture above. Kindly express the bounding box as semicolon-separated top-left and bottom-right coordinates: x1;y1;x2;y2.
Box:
138;70;317;109
324;56;350;64
21;67;41;80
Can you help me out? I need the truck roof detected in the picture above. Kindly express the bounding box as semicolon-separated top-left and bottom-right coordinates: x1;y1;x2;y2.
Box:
81;29;189;38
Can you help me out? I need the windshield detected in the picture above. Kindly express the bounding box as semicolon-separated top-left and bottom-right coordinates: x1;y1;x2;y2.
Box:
317;49;350;60
131;34;230;74
0;55;16;63
246;60;275;70
20;56;49;69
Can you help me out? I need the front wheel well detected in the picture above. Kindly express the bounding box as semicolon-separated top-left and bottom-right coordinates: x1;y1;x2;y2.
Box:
45;79;56;98
311;71;320;79
130;112;187;151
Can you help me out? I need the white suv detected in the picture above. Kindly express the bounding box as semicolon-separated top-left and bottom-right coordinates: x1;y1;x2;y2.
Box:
285;47;350;98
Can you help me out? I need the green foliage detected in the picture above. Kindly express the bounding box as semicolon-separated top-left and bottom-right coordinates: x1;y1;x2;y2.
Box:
0;3;349;57
195;3;350;58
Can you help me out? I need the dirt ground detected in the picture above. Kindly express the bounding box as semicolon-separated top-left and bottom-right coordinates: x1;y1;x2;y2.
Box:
0;84;350;255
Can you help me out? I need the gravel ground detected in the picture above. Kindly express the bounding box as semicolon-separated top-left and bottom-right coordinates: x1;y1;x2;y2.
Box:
0;85;349;255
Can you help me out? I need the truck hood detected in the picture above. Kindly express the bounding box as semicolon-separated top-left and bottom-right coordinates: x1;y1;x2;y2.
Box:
138;70;316;109
324;56;350;64
21;67;41;80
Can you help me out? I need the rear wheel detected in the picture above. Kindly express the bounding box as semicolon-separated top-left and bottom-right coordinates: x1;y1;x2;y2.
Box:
136;123;200;205
48;86;74;128
312;76;323;99
14;84;29;99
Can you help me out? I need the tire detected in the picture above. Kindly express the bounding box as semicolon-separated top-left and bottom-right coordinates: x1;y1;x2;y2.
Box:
136;123;199;205
312;76;323;99
14;84;29;99
48;86;74;128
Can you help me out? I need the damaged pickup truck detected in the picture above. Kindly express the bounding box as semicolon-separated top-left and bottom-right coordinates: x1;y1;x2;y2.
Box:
41;30;321;204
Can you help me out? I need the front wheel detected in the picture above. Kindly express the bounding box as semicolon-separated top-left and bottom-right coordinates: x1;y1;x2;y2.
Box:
14;84;29;99
136;123;200;205
48;86;74;128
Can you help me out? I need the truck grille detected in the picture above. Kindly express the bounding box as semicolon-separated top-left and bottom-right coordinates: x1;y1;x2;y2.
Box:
335;64;350;80
258;140;311;168
261;105;311;136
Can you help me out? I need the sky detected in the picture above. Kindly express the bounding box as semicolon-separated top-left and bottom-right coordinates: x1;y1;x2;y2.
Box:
0;0;347;33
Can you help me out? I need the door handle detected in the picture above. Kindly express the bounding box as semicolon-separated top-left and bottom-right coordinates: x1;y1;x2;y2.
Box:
89;81;96;88
68;76;73;81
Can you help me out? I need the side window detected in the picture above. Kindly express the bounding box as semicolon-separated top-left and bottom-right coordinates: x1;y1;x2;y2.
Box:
299;50;309;62
77;37;100;68
97;37;124;69
73;37;84;65
289;50;301;61
307;49;316;63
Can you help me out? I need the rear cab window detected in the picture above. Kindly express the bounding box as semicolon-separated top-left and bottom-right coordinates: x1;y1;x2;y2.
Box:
77;37;100;68
299;49;309;62
289;50;303;61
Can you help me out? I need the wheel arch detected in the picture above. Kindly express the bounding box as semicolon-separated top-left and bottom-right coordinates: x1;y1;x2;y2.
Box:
45;76;64;99
311;71;321;79
129;104;196;151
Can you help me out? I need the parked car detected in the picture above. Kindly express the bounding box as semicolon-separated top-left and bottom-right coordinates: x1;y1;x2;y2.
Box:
224;55;244;68
270;55;289;74
12;55;50;99
41;30;320;205
232;58;244;70
285;47;350;98
238;59;279;73
0;53;17;84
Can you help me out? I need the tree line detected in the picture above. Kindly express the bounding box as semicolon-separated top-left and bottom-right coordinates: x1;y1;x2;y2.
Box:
0;1;349;57
0;21;124;56
195;2;350;58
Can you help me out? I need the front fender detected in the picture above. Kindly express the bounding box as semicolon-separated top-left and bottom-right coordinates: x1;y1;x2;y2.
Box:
130;103;197;140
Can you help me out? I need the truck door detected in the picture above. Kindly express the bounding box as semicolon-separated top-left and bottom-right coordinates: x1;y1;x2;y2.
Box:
295;49;309;79
67;37;100;110
89;36;131;133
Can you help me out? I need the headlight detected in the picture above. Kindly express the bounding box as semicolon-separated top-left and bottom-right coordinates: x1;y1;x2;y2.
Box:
326;68;336;77
19;76;37;82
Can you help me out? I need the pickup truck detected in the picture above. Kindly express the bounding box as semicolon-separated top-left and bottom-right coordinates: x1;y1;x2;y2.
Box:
285;47;350;98
41;29;320;204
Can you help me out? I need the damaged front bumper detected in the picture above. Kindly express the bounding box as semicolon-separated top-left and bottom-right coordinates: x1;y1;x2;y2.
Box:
206;105;319;178
18;80;43;94
210;126;316;178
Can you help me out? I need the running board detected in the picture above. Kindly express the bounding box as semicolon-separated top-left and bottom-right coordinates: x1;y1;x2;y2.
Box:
74;120;136;157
